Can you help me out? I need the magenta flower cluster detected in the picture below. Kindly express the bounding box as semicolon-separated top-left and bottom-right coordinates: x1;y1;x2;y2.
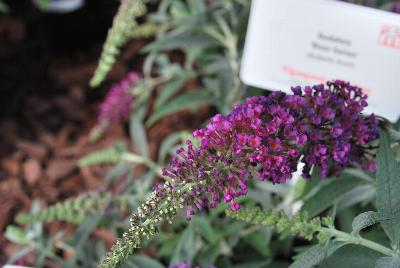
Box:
97;72;139;129
169;262;216;268
162;81;379;216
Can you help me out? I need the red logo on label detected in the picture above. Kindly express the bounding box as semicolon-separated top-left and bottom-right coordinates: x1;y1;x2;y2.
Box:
378;24;400;49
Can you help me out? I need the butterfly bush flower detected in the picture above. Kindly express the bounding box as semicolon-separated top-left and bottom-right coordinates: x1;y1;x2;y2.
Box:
162;80;379;216
100;81;379;268
96;72;139;131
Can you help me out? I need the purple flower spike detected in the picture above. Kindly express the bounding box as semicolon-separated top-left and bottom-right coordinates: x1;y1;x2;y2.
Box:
162;81;379;216
97;72;139;130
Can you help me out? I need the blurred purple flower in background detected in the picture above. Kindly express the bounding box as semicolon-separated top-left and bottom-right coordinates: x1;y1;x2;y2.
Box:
91;72;139;140
98;71;139;126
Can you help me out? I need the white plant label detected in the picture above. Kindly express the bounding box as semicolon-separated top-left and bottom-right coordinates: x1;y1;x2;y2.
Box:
241;0;400;121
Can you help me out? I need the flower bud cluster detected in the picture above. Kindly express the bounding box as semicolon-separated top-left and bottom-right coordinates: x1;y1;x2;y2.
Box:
100;181;188;268
226;206;332;242
17;192;112;224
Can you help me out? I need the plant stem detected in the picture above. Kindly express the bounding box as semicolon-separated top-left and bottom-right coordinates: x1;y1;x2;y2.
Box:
120;152;169;182
321;227;394;256
142;182;196;226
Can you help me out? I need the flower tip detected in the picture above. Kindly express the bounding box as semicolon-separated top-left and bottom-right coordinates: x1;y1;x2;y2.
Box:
230;200;240;212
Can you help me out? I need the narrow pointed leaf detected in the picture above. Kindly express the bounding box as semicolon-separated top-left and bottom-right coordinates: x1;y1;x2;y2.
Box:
147;91;211;126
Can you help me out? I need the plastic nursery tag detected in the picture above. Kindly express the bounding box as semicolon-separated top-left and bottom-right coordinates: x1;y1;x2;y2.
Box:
241;0;400;121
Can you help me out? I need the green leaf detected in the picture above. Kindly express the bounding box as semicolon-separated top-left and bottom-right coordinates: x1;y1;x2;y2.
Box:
155;74;189;109
336;184;375;212
232;260;273;268
157;235;180;258
158;131;186;164
301;175;365;218
187;0;206;14
170;226;196;265
376;257;400;268
36;0;50;10
142;32;218;52
5;225;29;245
196;242;221;267
265;261;292;268
105;162;132;185
219;220;246;237
130;109;149;158
170;1;189;19
66;214;102;266
71;215;102;246
192;216;217;244
322;244;383;268
352;211;382;235
0;1;9;12
243;229;271;257
376;131;400;246
294;168;325;201
124;255;166;268
344;168;375;183
147;91;211;126
290;242;344;268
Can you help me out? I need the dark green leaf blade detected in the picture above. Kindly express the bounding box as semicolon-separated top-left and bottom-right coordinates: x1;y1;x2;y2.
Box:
130;110;149;158
124;255;165;268
301;175;365;218
147;91;211;126
290;242;344;268
155;74;189;109
322;244;383;268
170;226;197;265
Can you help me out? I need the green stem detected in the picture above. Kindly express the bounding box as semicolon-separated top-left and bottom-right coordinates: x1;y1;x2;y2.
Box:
322;227;394;256
142;182;196;226
120;152;169;182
